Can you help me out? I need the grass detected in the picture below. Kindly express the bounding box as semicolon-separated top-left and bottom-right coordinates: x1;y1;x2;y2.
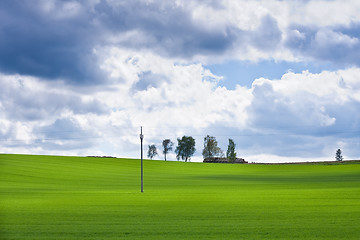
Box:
1;154;360;239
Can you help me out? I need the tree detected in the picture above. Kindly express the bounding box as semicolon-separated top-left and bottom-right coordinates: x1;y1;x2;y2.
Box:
202;135;222;159
226;139;237;163
147;144;158;160
162;139;173;161
335;149;343;161
175;136;196;162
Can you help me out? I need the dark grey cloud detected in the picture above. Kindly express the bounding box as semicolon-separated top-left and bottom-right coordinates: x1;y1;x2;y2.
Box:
34;118;96;150
0;118;97;152
0;1;105;84
2;0;360;86
235;132;328;158
0;0;287;84
5;92;108;121
286;25;360;66
94;0;240;57
251;15;282;50
132;71;169;91
336;22;360;39
0;0;234;83
325;99;360;137
0;76;109;122
247;79;360;140
191;124;336;159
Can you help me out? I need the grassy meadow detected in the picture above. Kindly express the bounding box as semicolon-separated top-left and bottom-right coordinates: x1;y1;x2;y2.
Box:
1;154;360;239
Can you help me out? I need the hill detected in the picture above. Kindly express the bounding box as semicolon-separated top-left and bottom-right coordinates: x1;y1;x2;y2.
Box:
1;154;360;239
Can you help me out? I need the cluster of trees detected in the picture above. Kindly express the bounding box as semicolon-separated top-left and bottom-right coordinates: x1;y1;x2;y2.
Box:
147;135;238;162
147;136;195;162
202;135;237;163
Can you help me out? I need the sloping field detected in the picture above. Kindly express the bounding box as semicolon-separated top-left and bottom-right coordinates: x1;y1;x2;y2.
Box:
1;154;360;239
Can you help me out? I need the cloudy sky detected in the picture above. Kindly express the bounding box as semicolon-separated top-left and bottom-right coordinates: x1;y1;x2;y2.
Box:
1;0;359;162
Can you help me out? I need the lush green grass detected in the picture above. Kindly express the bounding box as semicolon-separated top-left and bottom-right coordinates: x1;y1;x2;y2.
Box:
1;154;360;239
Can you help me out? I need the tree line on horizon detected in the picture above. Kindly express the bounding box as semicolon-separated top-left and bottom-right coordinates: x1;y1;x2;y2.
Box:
147;136;345;162
147;135;238;162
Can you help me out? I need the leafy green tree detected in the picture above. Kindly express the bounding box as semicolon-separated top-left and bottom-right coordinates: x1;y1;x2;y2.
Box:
162;139;173;161
175;136;196;162
226;139;237;163
202;135;222;159
335;149;343;161
147;144;158;160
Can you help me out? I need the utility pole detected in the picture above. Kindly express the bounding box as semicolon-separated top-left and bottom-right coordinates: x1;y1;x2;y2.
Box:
140;126;144;193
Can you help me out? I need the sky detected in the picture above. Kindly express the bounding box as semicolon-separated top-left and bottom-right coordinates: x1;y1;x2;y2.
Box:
0;0;360;163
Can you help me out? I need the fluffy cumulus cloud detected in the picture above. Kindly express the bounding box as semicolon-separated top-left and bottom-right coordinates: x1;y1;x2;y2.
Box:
247;68;360;160
0;0;360;162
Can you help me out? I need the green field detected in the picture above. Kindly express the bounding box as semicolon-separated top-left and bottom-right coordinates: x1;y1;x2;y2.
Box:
1;154;360;239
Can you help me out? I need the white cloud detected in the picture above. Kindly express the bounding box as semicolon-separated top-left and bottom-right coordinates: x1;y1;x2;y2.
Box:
1;48;359;161
191;0;268;31
314;29;359;47
38;0;83;19
250;68;359;129
177;0;360;63
296;0;360;27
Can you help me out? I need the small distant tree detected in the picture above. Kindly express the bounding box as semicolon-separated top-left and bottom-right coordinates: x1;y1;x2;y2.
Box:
335;149;343;161
147;144;158;160
202;135;222;159
175;136;196;162
226;139;237;163
162;139;173;161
